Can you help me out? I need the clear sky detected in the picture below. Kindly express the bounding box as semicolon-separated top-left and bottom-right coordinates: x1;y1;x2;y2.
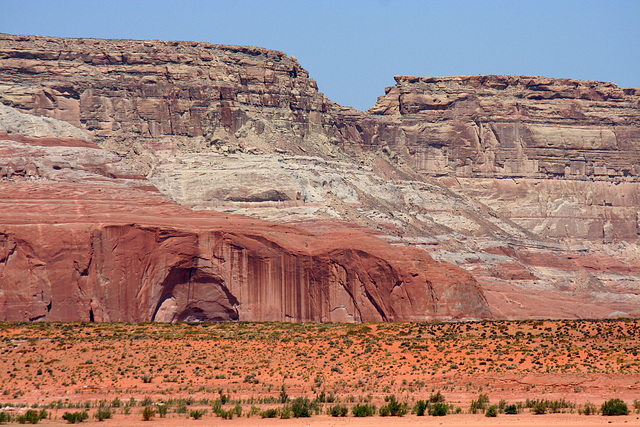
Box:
2;0;639;111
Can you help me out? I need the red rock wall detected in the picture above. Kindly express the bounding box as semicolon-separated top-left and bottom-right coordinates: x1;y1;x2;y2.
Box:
0;222;489;322
0;117;489;322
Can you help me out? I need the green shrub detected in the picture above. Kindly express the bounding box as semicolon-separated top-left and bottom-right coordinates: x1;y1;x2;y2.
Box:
352;404;376;417
16;409;45;424
157;404;167;418
233;404;242;417
289;397;312;418
94;406;112;421
470;393;489;414
601;398;629;416
429;390;445;403
413;400;428;416
260;408;278;418
190;409;205;419
504;404;518;414
279;406;291;419
379;395;407;417
279;385;288;404
582;402;597;415
531;401;547;414
0;411;13;424
141;406;155;421
485;405;498;417
62;411;88;424
429;402;448;416
329;404;348;417
217;408;234;420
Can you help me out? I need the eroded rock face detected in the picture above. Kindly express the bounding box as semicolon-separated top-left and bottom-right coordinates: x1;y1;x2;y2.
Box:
0;34;344;173
364;75;640;242
0;104;488;322
1;34;639;320
368;75;640;178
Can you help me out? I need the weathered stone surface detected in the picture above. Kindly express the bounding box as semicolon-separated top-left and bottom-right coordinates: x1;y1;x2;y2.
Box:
0;104;488;322
368;75;640;178
0;34;343;174
1;34;639;320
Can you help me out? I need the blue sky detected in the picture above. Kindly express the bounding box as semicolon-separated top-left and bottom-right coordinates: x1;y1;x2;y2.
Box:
2;0;639;111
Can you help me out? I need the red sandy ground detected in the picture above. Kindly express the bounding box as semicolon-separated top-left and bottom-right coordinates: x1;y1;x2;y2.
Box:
1;320;639;425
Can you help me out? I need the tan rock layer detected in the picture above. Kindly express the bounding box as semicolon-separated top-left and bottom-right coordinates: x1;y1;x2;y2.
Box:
367;75;640;180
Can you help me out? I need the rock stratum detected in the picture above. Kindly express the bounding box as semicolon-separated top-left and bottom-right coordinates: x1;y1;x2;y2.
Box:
0;103;487;322
0;34;639;321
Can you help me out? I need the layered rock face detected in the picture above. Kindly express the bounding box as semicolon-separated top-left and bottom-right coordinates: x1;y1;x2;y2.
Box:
1;34;639;320
368;75;640;180
367;75;640;241
0;104;488;322
0;34;348;173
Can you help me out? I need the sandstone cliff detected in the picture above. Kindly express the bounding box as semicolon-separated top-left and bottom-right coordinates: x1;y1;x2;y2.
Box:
0;103;488;322
1;34;639;320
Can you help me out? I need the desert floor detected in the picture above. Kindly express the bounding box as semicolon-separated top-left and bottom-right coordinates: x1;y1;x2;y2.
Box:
1;319;639;424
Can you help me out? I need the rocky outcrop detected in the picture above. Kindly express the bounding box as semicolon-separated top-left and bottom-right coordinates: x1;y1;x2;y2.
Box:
1;34;639;320
0;104;488;322
0;34;345;173
368;75;640;180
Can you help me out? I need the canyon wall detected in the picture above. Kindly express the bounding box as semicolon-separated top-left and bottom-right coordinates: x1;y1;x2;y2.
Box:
0;34;639;320
0;103;488;322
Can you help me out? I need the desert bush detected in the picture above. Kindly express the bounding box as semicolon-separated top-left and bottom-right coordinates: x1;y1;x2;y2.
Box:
175;402;188;414
218;390;230;405
279;406;291;419
485;405;498;417
581;402;597;415
352;404;376;417
94;406;112;421
216;408;234;419
329;404;348;417
601;398;629;416
469;393;489;414
17;409;47;424
527;398;573;414
279;385;288;404
244;372;259;384
288;397;312;418
531;401;547;414
429;390;445;403
0;411;13;424
141;406;155;421
379;395;407;416
157;404;167;418
62;411;88;424
247;405;261;417
260;408;278;418
412;400;428;416
504;404;518;414
190;409;205;419
233;404;242;417
429;402;448;416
